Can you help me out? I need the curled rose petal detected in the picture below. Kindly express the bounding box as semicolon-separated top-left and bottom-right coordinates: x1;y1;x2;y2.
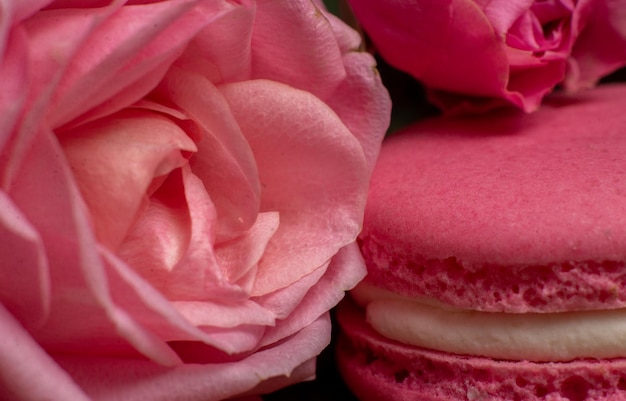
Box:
157;67;262;241
175;0;255;83
325;52;393;173
4;128;182;367
38;0;236;128
0;193;49;330
0;23;28;156
564;0;626;90
257;242;368;347
219;79;369;296
214;211;280;291
59;110;198;250
0;304;91;401
54;315;331;401
250;0;347;100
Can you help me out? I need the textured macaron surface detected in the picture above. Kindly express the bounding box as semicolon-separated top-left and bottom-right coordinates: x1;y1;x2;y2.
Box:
359;84;626;313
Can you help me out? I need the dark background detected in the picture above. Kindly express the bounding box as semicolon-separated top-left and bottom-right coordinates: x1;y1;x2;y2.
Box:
262;313;359;401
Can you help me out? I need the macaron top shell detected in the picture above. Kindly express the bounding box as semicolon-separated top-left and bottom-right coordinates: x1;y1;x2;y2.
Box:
360;84;626;313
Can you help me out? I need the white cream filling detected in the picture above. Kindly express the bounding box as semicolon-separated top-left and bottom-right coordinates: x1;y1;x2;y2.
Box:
352;283;626;362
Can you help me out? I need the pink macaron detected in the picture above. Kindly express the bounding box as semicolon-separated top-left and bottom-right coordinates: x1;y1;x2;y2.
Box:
337;84;626;401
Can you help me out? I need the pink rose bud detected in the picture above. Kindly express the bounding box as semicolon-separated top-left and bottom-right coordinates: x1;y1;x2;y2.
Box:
0;1;390;400
347;0;626;113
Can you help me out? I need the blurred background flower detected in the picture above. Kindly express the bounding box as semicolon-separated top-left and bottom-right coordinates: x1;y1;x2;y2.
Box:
346;0;626;113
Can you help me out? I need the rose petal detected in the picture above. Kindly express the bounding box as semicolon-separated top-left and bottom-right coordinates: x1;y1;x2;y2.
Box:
8;128;182;366
117;168;206;296
321;11;363;54
0;304;91;401
507;9;546;50
0;25;29;157
251;0;347;100
215;211;280;290
564;0;626;90
103;246;267;355
258;242;367;347
194;324;267;355
119;164;261;307
55;315;331;401
506;59;566;108
118;168;213;295
159;67;261;241
0;192;50;330
351;0;510;97
479;0;535;35
59;110;196;251
31;0;237;128
1;4;118;188
254;263;330;321
324;52;391;173
172;300;274;328
176;0;255;83
236;356;317;396
64;56;180;130
3;0;53;24
101;247;211;343
219;79;369;296
168;166;248;300
505;1;574;52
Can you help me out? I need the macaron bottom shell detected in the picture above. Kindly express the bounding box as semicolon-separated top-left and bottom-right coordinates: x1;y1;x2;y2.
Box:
336;299;626;401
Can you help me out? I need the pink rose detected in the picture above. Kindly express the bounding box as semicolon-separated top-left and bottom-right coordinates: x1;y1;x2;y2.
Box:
347;0;626;112
0;1;390;400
